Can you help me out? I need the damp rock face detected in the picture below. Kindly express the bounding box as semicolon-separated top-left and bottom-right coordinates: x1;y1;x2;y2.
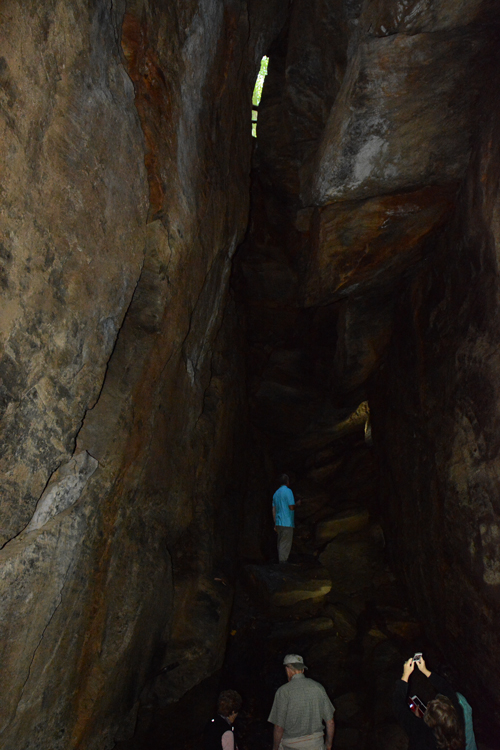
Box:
244;563;332;608
0;1;288;748
369;52;500;729
237;0;500;738
3;0;500;748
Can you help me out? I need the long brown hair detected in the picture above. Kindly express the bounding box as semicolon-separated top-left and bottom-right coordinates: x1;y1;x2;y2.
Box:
423;694;465;750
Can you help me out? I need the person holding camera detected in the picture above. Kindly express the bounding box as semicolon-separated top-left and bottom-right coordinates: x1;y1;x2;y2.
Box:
393;655;464;750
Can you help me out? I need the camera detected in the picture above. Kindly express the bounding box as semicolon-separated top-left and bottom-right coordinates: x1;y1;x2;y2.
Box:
408;694;427;718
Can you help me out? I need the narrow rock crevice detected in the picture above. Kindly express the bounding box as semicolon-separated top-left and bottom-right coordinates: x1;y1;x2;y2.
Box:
2;2;500;750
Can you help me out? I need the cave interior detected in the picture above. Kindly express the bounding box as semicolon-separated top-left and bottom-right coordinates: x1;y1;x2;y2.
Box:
1;1;500;749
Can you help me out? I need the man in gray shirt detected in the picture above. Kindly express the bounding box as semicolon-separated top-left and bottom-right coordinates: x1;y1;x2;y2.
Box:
268;654;335;750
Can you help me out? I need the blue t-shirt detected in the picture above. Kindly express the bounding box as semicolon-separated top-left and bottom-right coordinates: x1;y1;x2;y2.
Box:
273;485;295;528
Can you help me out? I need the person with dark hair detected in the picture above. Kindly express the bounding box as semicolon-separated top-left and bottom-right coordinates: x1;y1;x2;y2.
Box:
393;656;465;750
204;690;242;750
425;695;466;750
272;475;296;563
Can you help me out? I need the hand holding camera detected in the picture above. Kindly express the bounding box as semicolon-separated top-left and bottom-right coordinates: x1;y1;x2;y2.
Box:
413;653;431;677
402;653;431;682
401;657;415;682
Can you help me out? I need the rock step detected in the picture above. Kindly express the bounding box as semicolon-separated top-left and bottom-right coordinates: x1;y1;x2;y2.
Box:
244;563;332;607
315;507;369;544
319;524;386;596
269;617;334;640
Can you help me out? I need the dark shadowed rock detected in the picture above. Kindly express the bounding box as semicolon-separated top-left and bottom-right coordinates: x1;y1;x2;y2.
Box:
244;563;332;607
373;723;409;750
316;508;370;544
319;525;386;596
0;1;289;747
270;616;334;640
303;634;349;695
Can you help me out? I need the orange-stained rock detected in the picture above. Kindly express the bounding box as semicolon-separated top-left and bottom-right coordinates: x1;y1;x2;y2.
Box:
369;49;500;728
0;1;289;748
305;185;457;305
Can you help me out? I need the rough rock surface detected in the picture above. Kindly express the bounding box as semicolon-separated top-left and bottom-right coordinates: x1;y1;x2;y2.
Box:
0;1;288;748
316;507;370;543
370;41;500;729
244;563;332;608
220;486;433;750
3;0;500;746
0;2;147;545
236;0;500;742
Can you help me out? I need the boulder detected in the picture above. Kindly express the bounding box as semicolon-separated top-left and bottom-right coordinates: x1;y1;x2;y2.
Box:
333;727;362;750
373;724;409;750
323;603;358;642
319;526;386;596
316;508;370;544
304;634;350;695
306;29;480;204
270;617;334;640
244;563;332;608
333;692;363;723
305;186;456;306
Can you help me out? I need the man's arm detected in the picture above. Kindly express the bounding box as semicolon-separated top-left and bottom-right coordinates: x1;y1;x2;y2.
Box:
324;718;335;750
273;725;284;750
272;506;277;530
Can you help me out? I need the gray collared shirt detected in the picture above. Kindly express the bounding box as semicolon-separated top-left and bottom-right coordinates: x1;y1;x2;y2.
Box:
268;673;335;739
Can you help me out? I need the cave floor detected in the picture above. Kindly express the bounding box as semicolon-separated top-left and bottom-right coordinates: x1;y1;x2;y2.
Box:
124;505;494;750
116;500;495;750
219;544;430;750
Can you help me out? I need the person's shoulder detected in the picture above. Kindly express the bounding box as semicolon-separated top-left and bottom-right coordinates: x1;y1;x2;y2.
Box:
275;680;293;697
303;676;326;690
276;679;291;691
204;715;226;737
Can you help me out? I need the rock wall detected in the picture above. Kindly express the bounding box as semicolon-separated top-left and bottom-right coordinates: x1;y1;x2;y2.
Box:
3;0;500;745
370;26;500;730
238;0;500;737
0;1;288;748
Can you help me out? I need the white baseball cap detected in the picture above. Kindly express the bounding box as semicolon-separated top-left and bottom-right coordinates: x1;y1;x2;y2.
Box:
283;654;308;670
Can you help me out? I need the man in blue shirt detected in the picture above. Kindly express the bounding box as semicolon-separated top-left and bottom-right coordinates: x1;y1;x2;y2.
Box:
272;474;296;563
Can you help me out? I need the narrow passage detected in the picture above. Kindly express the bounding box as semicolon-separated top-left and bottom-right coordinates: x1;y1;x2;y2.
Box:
170;489;494;750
